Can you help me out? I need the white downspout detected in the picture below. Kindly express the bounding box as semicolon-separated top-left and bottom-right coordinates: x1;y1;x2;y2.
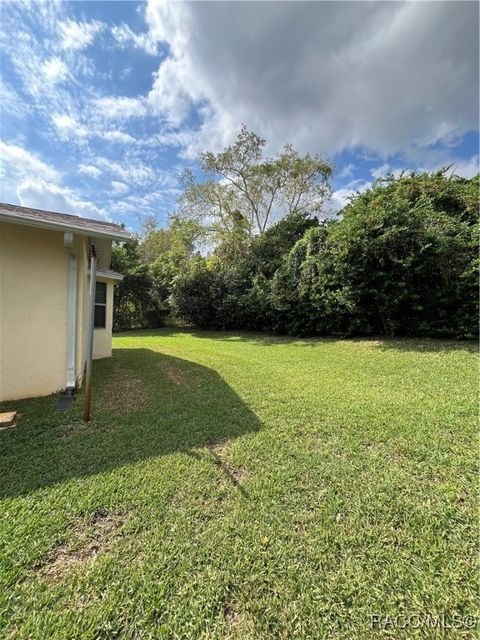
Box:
64;232;77;390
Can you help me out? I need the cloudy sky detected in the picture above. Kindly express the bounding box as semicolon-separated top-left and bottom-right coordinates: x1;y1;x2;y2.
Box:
1;0;478;230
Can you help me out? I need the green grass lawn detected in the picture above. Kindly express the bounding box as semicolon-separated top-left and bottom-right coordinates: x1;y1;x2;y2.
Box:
0;330;478;639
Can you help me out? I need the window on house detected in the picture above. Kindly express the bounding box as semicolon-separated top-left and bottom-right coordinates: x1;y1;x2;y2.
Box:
94;282;107;328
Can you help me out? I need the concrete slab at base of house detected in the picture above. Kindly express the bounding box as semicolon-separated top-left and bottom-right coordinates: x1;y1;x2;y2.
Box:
0;411;17;430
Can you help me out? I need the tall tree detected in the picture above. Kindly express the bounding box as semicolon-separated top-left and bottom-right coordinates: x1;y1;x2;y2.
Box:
138;215;195;266
176;125;332;241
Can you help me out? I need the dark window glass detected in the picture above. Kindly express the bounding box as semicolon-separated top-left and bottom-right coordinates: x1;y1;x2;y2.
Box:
94;282;107;328
94;304;106;328
95;282;107;304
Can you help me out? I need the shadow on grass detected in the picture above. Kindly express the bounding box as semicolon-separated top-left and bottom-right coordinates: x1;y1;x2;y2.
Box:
118;327;337;348
0;349;261;499
185;449;249;499
369;338;478;354
118;327;477;354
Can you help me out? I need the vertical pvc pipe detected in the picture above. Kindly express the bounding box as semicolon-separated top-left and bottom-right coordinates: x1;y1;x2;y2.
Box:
66;251;78;389
83;247;97;422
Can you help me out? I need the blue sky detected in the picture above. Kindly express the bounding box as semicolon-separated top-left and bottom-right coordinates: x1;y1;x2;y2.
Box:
1;0;478;232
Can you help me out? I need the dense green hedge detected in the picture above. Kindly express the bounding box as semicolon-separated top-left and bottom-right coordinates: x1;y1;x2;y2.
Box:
170;172;478;338
111;239;166;331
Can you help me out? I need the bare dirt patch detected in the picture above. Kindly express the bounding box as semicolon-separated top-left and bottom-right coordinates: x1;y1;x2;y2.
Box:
230;467;247;485
207;443;248;488
209;440;230;456
103;362;147;413
165;365;188;385
355;339;383;348
223;600;254;638
61;421;90;440
224;602;240;628
38;510;128;578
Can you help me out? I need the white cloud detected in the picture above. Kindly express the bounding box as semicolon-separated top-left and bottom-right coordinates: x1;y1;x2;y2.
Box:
336;163;355;180
330;178;373;211
52;113;136;144
52;113;89;138
331;189;356;211
144;0;478;159
95;157;155;185
370;164;392;180
446;156;479;179
125;192;165;207
370;155;480;181
111;23;158;56
141;129;196;148
101;130;136;144
0;141;59;182
0;6;87;115
333;155;479;211
58;18;104;50
111;180;129;194
113;201;140;216
0;144;110;222
110;190;169;219
94;96;148;120
42;57;69;84
0;80;30;118
119;67;132;80
147;57;193;126
17;178;110;220
79;164;102;179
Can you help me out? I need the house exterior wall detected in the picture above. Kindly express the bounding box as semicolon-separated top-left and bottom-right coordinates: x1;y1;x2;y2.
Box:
0;223;117;402
0;222;69;401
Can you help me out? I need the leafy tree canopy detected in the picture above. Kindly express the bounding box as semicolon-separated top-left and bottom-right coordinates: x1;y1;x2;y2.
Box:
174;125;332;246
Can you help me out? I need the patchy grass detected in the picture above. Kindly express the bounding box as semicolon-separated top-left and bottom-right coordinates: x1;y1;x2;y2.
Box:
0;329;478;639
37;510;128;579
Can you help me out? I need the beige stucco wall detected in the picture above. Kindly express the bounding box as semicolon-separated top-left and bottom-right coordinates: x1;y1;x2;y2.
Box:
0;222;69;401
0;223;117;402
92;276;114;360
